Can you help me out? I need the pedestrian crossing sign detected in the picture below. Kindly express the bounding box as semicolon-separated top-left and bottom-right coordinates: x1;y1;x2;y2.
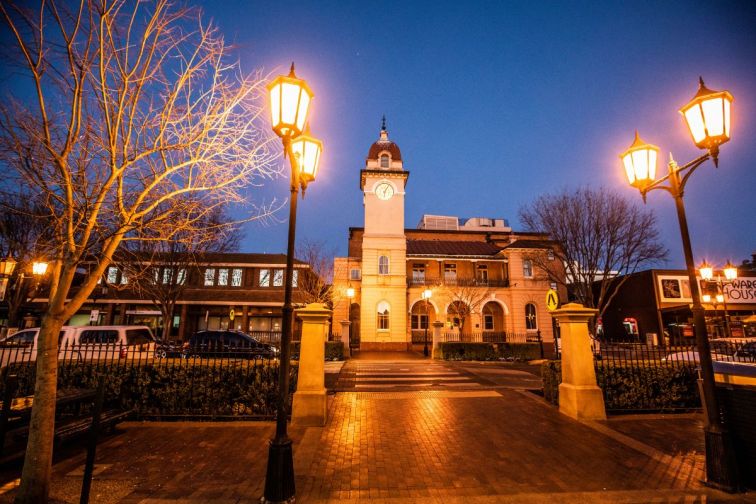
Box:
546;289;559;312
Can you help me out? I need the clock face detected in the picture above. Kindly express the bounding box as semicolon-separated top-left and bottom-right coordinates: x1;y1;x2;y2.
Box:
375;182;394;201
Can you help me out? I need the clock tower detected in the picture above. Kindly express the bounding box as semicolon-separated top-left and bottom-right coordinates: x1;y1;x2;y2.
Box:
359;119;409;350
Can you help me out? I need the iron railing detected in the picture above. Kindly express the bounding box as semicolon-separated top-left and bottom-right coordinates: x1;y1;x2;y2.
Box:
441;331;541;344
407;278;510;288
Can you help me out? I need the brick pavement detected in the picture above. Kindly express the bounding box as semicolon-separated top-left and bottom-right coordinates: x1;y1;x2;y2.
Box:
0;356;752;503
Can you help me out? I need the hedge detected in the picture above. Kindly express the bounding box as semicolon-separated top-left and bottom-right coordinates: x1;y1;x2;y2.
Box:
541;360;700;411
290;341;346;361
438;342;542;362
1;361;298;419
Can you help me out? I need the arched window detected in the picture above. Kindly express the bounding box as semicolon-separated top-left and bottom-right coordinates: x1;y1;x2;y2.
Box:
380;154;390;168
523;259;533;278
525;303;537;330
378;255;390;275
377;301;390;330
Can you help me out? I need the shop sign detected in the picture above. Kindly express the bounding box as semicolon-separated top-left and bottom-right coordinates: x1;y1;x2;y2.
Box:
724;279;756;304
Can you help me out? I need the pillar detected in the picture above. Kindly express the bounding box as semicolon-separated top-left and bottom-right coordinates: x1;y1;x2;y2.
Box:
551;303;606;420
340;320;351;358
292;303;331;426
178;304;188;341
431;320;444;359
242;306;249;334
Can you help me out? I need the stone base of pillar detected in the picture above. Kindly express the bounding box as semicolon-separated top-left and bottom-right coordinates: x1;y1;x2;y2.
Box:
558;383;606;420
292;389;327;426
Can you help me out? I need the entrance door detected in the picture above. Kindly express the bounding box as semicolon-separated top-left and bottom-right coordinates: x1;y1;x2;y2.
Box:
349;303;361;349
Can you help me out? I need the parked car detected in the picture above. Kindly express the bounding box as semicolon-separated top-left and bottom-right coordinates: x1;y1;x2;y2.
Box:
174;330;279;359
663;350;731;363
0;325;156;366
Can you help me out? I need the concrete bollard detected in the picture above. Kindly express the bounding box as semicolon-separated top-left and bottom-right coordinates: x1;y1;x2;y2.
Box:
431;321;444;359
551;303;606;421
292;303;332;426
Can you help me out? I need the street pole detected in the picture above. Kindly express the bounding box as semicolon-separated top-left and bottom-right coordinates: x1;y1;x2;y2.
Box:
423;297;429;357
719;277;732;338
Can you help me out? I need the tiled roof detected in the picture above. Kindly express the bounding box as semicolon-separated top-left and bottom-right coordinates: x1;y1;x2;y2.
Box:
502;240;555;250
406;240;502;257
110;252;307;266
367;140;402;161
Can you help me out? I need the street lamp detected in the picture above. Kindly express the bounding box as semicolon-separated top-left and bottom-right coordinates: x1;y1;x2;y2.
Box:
620;77;739;490
0;256;17;302
699;261;738;339
263;63;323;504
422;289;432;357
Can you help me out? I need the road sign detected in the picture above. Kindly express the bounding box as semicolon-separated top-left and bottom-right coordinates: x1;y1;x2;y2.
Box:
546;289;559;312
229;309;235;321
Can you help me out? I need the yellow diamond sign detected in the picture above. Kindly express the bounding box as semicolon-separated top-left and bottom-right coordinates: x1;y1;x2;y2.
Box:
546;289;559;312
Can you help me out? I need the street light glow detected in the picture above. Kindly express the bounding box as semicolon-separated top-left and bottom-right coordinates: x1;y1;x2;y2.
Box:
723;261;737;281
679;77;733;151
32;261;49;276
267;63;314;139
698;261;713;281
291;130;323;183
620;131;659;188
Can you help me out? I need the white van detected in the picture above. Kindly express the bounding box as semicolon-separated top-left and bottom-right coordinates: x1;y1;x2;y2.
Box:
0;325;156;366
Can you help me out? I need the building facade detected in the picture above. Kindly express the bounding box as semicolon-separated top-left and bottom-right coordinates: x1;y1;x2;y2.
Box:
333;124;566;351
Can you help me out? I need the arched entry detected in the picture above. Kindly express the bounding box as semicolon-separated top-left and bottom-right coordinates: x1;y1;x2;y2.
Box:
481;301;505;339
446;300;473;334
349;303;361;349
409;299;437;344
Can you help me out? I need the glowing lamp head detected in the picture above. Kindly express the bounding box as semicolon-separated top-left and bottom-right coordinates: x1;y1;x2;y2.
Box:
346;287;355;299
32;261;49;276
679;77;733;155
716;294;724;304
698;261;713;281
723;261;737;281
267;63;314;139
620;131;659;189
422;289;432;300
702;294;712;303
290;128;323;183
0;256;17;277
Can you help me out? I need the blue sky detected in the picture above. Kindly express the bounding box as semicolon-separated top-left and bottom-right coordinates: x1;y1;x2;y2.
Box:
204;0;755;268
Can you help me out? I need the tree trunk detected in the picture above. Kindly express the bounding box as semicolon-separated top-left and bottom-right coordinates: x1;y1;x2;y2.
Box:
161;304;175;341
14;314;64;504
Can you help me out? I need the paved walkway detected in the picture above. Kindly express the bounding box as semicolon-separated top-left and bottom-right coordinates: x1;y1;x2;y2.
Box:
0;355;752;503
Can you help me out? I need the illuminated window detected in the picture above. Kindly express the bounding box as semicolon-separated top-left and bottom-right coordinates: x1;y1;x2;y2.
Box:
350;268;361;280
273;269;284;287
217;268;229;286
412;264;425;283
259;269;270;287
106;267;119;284
547;250;555;261
377;301;390;330
525;303;537;330
162;268;173;284
380;154;390;168
231;268;242;287
523;260;533;278
477;265;488;284
444;263;457;284
292;270;299;287
204;268;216;286
177;269;186;285
378;255;389;275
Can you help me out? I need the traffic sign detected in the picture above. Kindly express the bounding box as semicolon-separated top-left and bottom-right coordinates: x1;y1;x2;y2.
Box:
229;309;235;321
546;289;559;312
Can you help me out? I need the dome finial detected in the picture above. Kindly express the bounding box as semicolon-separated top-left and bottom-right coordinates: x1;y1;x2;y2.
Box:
288;62;296;77
381;115;387;132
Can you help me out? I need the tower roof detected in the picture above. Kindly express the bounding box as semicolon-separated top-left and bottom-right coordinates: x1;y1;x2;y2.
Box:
366;116;402;161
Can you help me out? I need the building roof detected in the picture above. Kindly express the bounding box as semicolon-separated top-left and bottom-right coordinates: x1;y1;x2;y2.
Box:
502;240;555;250
110;252;307;266
406;240;502;257
367;119;402;161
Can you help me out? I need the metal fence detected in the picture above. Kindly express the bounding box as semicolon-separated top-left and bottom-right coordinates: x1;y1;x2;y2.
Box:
0;342;294;420
440;331;542;344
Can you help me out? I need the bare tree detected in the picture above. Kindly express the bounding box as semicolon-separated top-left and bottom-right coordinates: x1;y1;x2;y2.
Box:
518;186;667;332
443;283;493;334
0;1;280;501
118;206;242;341
295;238;335;306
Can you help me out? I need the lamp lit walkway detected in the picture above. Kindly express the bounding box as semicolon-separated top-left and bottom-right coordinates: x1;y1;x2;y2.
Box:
0;357;749;503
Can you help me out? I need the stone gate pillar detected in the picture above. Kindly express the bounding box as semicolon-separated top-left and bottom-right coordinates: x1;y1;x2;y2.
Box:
551;303;606;420
340;320;351;358
292;303;331;426
431;320;444;359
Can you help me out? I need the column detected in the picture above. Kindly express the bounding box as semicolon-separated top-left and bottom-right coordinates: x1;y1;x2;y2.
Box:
291;303;332;426
431;320;444;359
551;303;606;420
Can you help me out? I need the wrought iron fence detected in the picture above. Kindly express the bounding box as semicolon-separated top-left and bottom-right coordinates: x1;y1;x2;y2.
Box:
0;341;295;420
441;331;542;344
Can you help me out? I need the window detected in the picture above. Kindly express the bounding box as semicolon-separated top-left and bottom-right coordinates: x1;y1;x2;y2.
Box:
350;268;361;280
162;268;173;284
550;282;557;291
483;313;494;331
120;271;128;285
444;263;457;284
547;250;555;261
380;154;390;168
259;269;270;287
177;269;186;285
477;265;488;284
126;329;154;345
412;264;425;283
106;267;119;284
273;269;284;287
292;270;299;287
411;314;429;330
217;268;229;286
231;268;243;287
377;301;390;330
378;255;389;275
204;268;216;286
525;303;537;330
523;260;533;278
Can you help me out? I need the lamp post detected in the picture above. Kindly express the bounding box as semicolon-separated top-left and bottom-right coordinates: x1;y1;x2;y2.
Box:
422;289;432;357
346;286;355;355
263;63;323;504
620;77;739;491
699;261;738;339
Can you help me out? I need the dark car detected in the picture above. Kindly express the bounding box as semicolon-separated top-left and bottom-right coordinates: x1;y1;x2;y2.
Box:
173;330;279;359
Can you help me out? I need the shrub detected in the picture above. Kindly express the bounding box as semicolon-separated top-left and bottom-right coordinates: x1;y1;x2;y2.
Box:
1;360;298;419
325;341;345;361
496;343;542;361
540;360;700;411
439;342;496;361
